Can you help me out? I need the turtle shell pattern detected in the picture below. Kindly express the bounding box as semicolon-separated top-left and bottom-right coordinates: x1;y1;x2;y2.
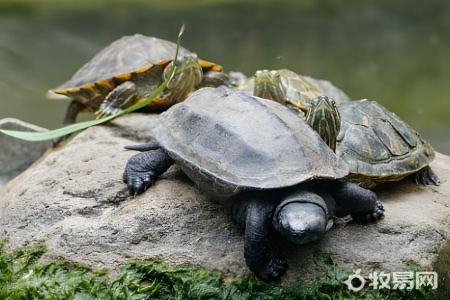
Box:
337;100;435;186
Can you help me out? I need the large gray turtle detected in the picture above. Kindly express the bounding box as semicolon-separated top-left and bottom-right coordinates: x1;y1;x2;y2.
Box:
305;96;440;189
122;86;384;281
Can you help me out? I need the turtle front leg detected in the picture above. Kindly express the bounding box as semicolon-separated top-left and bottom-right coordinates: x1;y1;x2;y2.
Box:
123;145;174;196
233;197;288;281
352;201;385;224
62;100;86;126
96;81;138;118
330;180;385;224
54;100;87;145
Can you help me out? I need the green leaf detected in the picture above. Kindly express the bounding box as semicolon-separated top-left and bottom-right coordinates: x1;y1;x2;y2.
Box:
0;26;183;142
0;115;118;141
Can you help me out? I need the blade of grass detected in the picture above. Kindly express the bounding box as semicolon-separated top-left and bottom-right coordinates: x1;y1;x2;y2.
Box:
0;26;184;142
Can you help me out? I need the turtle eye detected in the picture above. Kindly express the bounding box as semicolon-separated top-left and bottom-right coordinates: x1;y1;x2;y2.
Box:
272;71;281;80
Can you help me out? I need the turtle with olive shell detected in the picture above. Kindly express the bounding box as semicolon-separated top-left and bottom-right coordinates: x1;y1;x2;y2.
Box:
252;68;350;114
305;96;440;189
122;86;384;281
48;34;227;125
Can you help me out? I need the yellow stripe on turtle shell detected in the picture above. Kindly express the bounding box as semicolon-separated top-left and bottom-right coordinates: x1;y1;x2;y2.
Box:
199;60;223;71
114;73;133;81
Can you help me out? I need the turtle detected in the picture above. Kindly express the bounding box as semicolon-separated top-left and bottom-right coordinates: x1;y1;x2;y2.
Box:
48;34;227;126
252;68;350;115
122;86;384;281
305;95;440;189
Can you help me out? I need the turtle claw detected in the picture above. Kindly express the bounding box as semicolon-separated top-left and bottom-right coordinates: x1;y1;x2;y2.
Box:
123;148;174;196
415;166;440;186
122;152;158;195
245;240;288;282
257;256;288;282
123;169;155;196
253;254;288;282
352;201;385;224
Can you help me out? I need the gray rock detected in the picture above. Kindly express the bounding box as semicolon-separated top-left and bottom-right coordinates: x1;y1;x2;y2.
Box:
0;118;52;185
0;113;449;288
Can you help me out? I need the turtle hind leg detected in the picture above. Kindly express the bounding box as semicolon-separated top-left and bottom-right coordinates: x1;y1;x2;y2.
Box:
415;166;440;186
123;148;174;196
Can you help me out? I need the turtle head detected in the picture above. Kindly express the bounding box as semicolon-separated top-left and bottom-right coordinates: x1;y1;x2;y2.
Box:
305;95;341;152
272;191;331;244
163;52;203;100
254;70;286;104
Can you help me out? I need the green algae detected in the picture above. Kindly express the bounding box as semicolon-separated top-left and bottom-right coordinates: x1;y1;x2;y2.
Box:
0;242;439;300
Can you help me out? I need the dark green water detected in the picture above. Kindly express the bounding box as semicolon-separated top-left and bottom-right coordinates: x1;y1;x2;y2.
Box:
1;0;449;154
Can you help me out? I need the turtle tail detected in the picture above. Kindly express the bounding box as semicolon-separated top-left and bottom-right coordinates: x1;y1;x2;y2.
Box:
124;140;160;152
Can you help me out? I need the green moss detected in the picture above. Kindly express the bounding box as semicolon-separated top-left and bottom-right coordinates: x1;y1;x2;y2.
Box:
0;242;439;300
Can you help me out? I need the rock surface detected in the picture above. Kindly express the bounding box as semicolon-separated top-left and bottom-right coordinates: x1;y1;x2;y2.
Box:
0;118;52;185
0;113;449;288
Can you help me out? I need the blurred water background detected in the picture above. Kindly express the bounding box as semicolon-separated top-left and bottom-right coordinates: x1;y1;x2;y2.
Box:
0;0;449;154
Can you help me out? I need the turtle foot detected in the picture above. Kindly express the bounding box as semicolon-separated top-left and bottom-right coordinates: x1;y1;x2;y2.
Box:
123;149;173;196
123;154;157;196
256;256;288;282
415;166;440;186
245;240;288;282
351;201;384;224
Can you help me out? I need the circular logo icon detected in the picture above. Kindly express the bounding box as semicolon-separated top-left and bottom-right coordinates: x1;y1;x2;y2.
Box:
343;269;366;292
